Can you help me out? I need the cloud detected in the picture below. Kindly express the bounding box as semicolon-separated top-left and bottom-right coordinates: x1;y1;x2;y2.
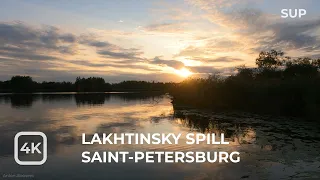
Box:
68;60;108;67
176;38;246;59
143;22;189;33
0;50;58;60
0;22;77;56
177;46;208;57
0;22;153;81
245;18;320;54
150;56;184;69
188;0;239;8
187;66;218;73
0;22;38;43
187;66;235;76
150;1;199;21
2;0;320;82
0;22;186;82
268;19;320;50
177;0;320;66
78;34;144;60
87;41;112;48
68;60;159;72
79;35;114;48
188;0;265;29
97;50;143;60
193;57;244;63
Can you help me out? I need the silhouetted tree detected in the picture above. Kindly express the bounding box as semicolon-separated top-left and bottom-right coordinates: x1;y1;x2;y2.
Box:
40;81;75;92
236;65;255;79
284;57;319;78
0;76;173;93
10;76;35;93
75;77;107;92
256;50;284;69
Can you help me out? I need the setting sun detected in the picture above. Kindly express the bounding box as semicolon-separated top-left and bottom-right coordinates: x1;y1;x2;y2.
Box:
175;68;193;78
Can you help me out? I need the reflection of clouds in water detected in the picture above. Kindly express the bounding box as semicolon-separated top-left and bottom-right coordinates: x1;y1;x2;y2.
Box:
97;121;138;133
0;117;51;157
0;94;175;157
45;97;173;135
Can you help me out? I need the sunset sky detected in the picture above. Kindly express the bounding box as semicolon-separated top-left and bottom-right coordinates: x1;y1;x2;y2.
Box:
1;0;320;82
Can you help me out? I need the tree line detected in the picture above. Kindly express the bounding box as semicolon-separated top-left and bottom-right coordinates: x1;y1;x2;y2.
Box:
170;50;320;120
0;76;175;93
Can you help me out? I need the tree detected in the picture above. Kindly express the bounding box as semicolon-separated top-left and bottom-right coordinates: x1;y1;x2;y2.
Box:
75;77;106;92
256;50;284;69
236;65;254;79
284;57;319;78
10;76;35;93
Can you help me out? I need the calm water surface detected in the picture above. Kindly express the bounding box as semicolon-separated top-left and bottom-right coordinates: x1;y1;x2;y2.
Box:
0;93;319;180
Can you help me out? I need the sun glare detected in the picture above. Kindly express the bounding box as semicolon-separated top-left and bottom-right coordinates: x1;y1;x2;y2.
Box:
175;67;193;78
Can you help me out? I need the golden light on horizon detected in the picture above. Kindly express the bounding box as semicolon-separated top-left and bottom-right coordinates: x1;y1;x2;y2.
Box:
175;67;193;78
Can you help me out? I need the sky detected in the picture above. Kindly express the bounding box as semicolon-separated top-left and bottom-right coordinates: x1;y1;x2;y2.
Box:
1;0;320;82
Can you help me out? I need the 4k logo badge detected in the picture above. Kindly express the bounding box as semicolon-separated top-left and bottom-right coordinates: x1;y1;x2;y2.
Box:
14;132;47;165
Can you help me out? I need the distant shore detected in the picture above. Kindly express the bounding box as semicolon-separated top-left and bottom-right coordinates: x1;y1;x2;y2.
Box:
0;76;175;93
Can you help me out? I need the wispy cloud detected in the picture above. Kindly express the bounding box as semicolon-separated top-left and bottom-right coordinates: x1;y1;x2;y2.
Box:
143;22;190;33
150;56;184;69
1;0;320;81
173;0;320;69
0;22;169;81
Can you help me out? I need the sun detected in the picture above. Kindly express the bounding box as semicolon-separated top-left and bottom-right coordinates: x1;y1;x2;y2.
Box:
175;67;193;78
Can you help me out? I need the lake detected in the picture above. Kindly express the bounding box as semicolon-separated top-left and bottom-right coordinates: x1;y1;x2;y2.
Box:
0;93;319;180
